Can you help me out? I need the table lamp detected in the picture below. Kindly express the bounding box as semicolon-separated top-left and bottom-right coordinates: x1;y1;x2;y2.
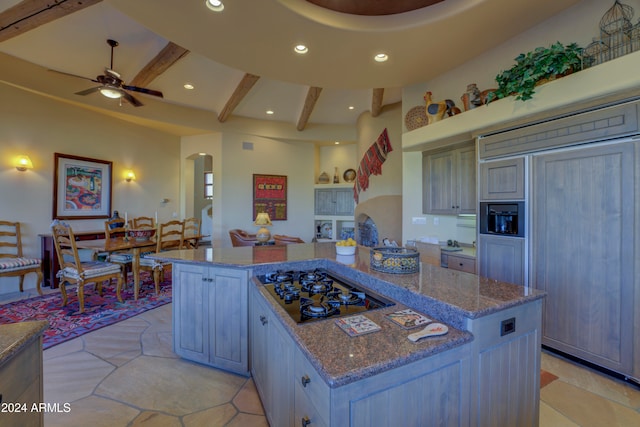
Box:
254;212;272;243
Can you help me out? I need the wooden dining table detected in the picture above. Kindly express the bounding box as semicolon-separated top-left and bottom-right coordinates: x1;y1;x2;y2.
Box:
73;236;157;300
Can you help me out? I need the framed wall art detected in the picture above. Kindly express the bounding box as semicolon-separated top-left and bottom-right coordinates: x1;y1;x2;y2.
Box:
253;174;287;220
53;153;112;219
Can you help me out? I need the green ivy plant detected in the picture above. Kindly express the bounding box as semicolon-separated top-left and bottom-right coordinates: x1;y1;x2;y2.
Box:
488;42;584;103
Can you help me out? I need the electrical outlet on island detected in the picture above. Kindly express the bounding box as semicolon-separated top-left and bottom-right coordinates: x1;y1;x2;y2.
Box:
433;217;439;226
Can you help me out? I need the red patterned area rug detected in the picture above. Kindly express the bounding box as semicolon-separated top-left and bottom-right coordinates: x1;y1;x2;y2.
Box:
0;274;171;350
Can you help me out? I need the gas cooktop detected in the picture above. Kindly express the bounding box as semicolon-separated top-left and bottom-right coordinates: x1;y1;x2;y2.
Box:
257;268;395;324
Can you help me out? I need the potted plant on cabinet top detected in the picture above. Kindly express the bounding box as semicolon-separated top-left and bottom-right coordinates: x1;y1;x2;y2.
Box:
487;41;584;103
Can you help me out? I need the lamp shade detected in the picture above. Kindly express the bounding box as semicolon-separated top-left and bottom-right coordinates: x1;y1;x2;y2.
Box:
254;212;272;243
254;212;272;226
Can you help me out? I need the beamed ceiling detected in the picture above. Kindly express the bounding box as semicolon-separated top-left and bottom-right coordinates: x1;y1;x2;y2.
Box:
0;0;583;139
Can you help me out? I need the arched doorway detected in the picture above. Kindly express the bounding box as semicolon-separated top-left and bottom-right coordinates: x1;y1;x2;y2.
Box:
188;153;213;246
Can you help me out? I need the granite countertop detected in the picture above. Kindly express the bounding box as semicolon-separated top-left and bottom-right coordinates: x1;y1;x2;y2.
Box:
440;245;476;259
153;242;543;324
252;281;473;387
152;242;545;387
0;321;48;366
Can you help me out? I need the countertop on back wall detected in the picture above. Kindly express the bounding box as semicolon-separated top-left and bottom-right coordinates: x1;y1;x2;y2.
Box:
440;245;476;259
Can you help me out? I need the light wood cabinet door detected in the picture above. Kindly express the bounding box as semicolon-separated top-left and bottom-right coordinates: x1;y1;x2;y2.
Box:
249;285;293;427
478;235;525;286
315;188;354;216
423;143;476;214
209;268;248;374
479;157;525;200
423;149;456;214
0;337;44;427
314;189;335;215
531;141;636;376
173;263;210;364
457;145;477;213
173;264;248;375
249;287;271;415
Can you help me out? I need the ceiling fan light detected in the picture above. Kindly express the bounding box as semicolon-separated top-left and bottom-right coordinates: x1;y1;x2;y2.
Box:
100;86;123;99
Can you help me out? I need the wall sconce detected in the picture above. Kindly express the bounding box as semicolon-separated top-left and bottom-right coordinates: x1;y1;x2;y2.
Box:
125;170;136;182
15;155;33;171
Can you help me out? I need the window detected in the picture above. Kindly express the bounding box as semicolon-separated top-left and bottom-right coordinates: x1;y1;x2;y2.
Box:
204;172;213;199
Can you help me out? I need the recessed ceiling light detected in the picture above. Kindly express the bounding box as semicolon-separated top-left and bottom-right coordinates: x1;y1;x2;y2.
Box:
348;105;355;110
183;83;194;90
374;53;388;62
205;0;224;12
266;110;274;115
334;141;340;145
294;44;308;54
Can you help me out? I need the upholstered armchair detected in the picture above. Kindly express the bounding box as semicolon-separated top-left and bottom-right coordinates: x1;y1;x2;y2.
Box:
273;235;305;245
229;229;258;247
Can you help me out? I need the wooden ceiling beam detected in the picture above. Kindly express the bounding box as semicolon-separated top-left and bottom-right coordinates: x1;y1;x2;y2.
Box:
0;0;103;43
297;86;323;131
129;42;189;88
371;88;384;117
218;73;261;122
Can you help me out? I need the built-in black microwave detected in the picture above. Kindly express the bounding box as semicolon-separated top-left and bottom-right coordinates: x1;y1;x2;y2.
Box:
479;201;525;237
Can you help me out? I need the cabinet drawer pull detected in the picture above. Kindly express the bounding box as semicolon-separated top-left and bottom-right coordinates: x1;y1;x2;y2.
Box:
301;416;311;426
301;375;310;387
259;315;268;325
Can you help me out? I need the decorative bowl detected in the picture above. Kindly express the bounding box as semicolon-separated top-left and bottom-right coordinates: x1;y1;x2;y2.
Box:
128;228;156;242
335;244;356;256
370;247;419;274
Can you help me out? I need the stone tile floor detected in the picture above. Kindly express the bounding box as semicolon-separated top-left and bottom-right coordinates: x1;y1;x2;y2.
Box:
41;303;267;427
2;287;640;426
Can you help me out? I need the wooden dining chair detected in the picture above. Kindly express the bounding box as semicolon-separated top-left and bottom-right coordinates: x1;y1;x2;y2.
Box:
130;216;155;229
139;220;184;294
0;221;43;295
104;218;132;282
183;217;201;249
51;222;123;314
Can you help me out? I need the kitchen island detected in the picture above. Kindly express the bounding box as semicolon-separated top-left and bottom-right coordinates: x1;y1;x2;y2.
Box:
152;242;545;427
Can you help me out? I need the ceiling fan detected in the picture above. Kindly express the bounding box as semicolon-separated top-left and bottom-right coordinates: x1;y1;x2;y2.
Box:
50;39;163;107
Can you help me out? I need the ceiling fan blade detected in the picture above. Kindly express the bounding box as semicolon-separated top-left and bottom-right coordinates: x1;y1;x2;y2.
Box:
75;86;102;96
122;85;164;98
49;69;99;83
122;91;144;107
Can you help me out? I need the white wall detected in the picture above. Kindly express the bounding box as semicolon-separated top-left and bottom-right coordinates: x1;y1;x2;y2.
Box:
401;0;639;246
317;144;357;184
402;0;629;118
180;133;223;246
0;84;181;294
218;133;316;246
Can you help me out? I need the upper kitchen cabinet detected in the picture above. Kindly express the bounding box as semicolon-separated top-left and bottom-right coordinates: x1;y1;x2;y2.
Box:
315;187;355;216
422;142;476;215
479;157;525;200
